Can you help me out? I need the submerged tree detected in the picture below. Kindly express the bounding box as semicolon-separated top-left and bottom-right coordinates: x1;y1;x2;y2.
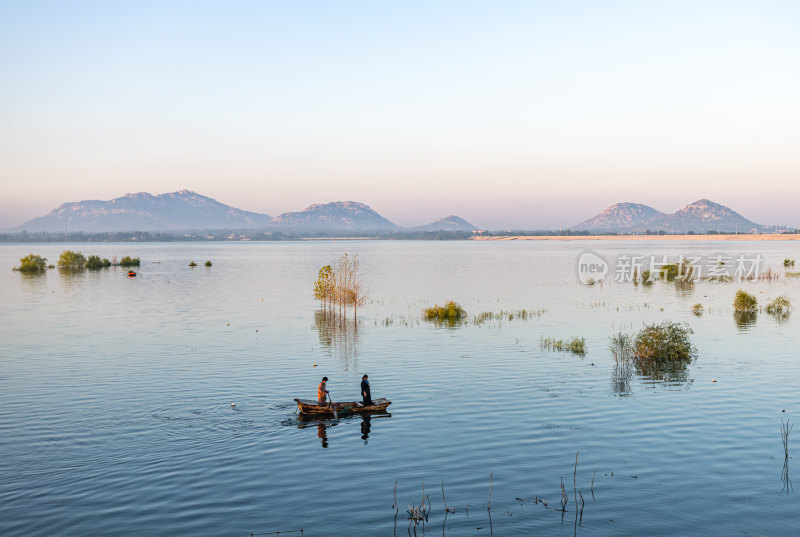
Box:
312;253;366;320
14;253;48;273
58;250;86;270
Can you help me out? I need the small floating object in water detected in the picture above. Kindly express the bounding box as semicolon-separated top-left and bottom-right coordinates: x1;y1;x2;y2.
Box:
712;379;717;382
259;297;264;302
230;403;236;407
226;323;230;326
313;363;317;368
127;271;136;277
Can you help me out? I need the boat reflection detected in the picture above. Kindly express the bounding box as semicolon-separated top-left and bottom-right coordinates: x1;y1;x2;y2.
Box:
297;412;391;448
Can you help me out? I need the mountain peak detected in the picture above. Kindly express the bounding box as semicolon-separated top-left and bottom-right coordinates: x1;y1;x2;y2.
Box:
272;201;399;230
15;190;272;232
412;215;477;232
574;199;763;233
573;202;665;232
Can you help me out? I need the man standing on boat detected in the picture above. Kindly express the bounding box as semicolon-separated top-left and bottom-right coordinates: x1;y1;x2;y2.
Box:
318;377;329;405
361;374;372;406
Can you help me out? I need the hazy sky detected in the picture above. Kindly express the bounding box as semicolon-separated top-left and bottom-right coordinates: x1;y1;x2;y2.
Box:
1;1;798;230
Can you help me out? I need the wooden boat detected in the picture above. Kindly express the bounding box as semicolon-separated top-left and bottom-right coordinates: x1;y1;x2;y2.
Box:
294;397;391;416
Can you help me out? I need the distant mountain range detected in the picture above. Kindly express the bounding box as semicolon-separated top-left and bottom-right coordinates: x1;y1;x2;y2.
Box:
12;190;477;233
573;199;764;233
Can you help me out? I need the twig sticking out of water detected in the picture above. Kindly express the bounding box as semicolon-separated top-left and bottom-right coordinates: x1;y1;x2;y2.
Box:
488;473;493;509
441;481;455;513
781;419;794;494
393;481;398;512
573;451;578;510
406;483;431;530
781;419;793;459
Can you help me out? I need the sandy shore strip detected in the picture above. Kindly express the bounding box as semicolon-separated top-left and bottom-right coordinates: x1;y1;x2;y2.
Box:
471;234;800;242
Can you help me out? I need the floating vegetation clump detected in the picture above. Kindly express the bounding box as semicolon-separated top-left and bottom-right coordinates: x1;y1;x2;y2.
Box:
633;321;696;363
14;253;48;273
660;259;696;282
784;258;796;268
422;301;466;324
473;308;544;325
58;250;86;270
765;296;792;316
205;260;212;267
188;261;198;267
119;256;140;267
86;255;112;269
785;271;800;279
610;325;694;390
540;336;586;356
707;274;732;282
692;303;704;316
609;332;634;361
733;289;758;313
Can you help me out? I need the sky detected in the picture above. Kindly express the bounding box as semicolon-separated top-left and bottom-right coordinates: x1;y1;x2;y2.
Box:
1;1;798;230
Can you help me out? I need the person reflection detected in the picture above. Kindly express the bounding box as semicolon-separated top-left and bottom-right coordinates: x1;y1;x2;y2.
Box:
360;415;372;444
317;423;328;448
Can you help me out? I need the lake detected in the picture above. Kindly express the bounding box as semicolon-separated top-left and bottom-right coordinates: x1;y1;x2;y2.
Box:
1;240;799;536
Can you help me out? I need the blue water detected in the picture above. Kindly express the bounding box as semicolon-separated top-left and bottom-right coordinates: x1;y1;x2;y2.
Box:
1;240;799;536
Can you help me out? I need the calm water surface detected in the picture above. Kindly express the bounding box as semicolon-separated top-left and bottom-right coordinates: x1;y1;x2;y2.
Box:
1;240;799;536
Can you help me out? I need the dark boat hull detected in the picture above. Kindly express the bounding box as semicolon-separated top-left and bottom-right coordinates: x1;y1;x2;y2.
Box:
294;398;391;415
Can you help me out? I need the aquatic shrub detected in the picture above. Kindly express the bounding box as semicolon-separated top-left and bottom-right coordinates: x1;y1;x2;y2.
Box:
660;259;696;282
609;332;633;361
14;253;47;273
692;303;704;316
189;261;197;267
205;260;212;267
472;308;544;325
765;296;792;315
733;289;758;313
58;250;86;270
423;301;466;323
786;272;800;278
540;336;587;356
119;256;140;267
86;255;112;269
633;321;696;362
640;270;653;284
784;258;795;268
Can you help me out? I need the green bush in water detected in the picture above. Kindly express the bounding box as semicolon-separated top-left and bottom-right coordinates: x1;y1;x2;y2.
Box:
733;289;758;313
423;301;466;322
784;258;795;268
205;260;212;267
692;303;703;316
15;253;48;273
86;255;112;269
189;261;197;267
119;256;140;267
540;336;587;356
58;250;86;270
765;296;792;315
633;321;696;362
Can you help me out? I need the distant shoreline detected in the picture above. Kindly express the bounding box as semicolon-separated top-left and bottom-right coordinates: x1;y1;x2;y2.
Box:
471;234;800;242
